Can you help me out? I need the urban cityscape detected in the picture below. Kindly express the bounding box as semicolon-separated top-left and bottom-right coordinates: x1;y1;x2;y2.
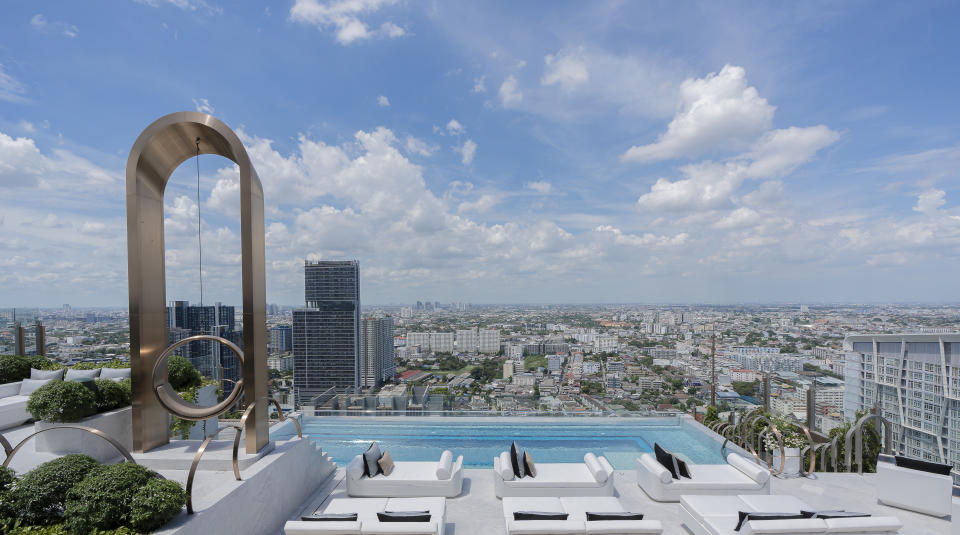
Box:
1;1;959;534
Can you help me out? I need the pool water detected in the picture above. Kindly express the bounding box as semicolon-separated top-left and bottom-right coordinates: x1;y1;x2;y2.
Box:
270;417;726;469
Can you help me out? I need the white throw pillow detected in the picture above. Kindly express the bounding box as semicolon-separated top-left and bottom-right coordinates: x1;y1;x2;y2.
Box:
30;368;64;380
100;368;131;381
65;368;101;380
19;378;56;396
436;450;453;479
499;451;514;481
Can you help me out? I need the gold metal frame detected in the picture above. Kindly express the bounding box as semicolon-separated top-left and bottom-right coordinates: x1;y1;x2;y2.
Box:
1;425;136;468
152;334;245;421
844;411;892;474
126;112;269;453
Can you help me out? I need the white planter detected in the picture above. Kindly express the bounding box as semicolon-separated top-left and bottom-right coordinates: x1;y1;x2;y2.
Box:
35;406;133;463
772;447;802;477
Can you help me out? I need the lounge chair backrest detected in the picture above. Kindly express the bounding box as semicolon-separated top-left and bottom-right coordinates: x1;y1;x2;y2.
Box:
346;455;365;481
727;453;770;484
639;453;672;484
436;450;454;479
584;453;607;483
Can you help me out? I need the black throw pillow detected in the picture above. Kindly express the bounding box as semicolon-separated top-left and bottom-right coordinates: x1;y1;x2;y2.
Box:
801;510;871;519
894;455;953;475
510;441;526;478
676;457;692;479
653;443;679;479
586;512;644;521
301;513;359;521
513;511;569;521
362;442;383;477
378;511;431;522
735;511;813;531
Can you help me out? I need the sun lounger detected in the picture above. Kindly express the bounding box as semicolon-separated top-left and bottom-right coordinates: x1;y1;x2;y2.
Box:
494;451;615;497
284;496;445;535
637;452;770;502
501;495;663;535
347;451;464;497
876;455;953;517
679;494;902;535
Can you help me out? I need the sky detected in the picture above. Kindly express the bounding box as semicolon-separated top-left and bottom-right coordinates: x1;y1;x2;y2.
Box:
1;1;960;307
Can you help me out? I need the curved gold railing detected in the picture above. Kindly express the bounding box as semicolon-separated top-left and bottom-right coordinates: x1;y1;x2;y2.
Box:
152;335;245;421
844;412;892;474
1;425;136;468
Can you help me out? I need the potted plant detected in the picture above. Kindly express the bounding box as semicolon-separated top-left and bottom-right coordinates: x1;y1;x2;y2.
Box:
763;418;807;477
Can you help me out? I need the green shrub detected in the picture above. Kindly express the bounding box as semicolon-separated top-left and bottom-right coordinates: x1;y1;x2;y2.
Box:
128;478;186;532
24;356;61;371
167;356;202;391
0;466;14;493
63;463;157;533
69;362;101;370
0;355;32;384
101;360;130;369
11;455;99;525
93;379;131;412
27;381;97;422
4;523;137;534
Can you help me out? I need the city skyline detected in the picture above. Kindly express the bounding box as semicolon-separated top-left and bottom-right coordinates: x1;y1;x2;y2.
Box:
2;2;960;306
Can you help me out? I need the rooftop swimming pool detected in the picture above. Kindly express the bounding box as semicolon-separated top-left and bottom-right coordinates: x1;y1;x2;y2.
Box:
270;416;726;469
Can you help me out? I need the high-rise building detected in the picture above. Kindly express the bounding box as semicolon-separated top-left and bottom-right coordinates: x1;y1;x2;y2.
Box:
456;328;478;353
165;301;239;385
844;334;960;477
293;260;361;405
430;332;454;353
269;325;293;354
361;317;395;388
478;329;500;354
407;332;431;351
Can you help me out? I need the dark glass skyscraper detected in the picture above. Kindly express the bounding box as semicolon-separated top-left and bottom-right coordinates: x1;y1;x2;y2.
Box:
165;300;240;390
293;260;361;405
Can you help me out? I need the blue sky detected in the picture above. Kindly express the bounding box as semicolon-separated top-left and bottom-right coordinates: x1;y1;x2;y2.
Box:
1;0;960;306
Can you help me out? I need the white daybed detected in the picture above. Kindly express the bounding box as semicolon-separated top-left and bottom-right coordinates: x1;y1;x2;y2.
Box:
493;452;615;498
284;496;445;535
346;451;464;498
0;377;60;430
501;496;663;535
680;494;902;535
636;452;770;502
876;456;953;517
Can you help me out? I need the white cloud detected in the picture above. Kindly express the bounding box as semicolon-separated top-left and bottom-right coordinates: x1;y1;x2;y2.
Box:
0;133;45;187
499;75;523;106
455;139;477;165
289;0;405;45
404;135;436;157
192;98;215;114
0;130;121;190
457;194;499;214
622;65;774;163
17;121;36;133
712;207;761;229
0;65;28;103
743;126;840;178
914;189;946;215
377;95;390;107
472;76;486;93
593;225;688;247
525;180;552;194
134;0;221;14
541;48;589;90
30;14;79;38
445;119;464;136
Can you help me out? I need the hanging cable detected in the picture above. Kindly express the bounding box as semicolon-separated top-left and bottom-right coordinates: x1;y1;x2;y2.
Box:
195;138;204;307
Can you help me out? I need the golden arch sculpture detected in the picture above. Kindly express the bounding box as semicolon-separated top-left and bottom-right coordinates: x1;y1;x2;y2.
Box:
126;111;268;453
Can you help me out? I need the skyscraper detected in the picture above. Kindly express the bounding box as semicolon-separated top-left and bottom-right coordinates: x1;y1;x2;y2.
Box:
844;333;960;478
293;260;361;405
165;301;239;387
361;316;395;388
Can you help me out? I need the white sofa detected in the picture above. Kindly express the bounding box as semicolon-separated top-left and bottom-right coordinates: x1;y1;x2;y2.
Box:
284;496;445;535
501;496;663;535
0;381;32;430
637;452;770;502
346;452;464;498
494;452;615;498
876;459;953;517
680;494;902;535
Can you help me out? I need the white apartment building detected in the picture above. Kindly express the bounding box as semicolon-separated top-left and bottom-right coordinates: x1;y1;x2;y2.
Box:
267;354;294;372
582;361;601;375
431;332;455;353
407;332;431;351
514;373;535;387
478;329;500;354
637;375;663;391
508;344;524;361
844;334;960;473
547;354;563;372
456;328;478;352
594;334;618;352
503;361;514;379
730;368;763;382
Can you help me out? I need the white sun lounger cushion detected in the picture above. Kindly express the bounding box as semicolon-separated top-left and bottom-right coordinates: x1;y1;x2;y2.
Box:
739;518;827;535
283;520;362;534
727;453;771;485
584;520;663;534
639;453;672;484
506;519;585;535
584;453;607;483
822;516;902;533
499;452;515;481
436;450;453;480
